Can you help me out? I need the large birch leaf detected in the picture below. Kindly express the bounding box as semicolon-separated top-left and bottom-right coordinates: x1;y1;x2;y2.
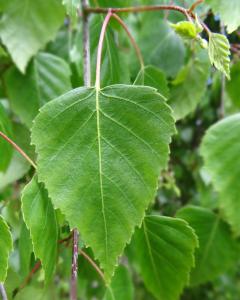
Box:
130;215;198;300
31;84;175;282
200;114;240;235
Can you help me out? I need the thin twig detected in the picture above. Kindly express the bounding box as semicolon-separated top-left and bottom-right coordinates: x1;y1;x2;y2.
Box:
19;261;41;291
95;9;113;89
111;13;144;69
219;22;226;119
82;0;91;86
0;131;37;169
188;0;204;14
85;4;189;15
0;283;8;300
79;249;105;282
70;229;79;300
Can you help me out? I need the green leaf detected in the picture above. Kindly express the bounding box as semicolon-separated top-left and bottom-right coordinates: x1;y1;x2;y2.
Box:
0;215;12;282
226;61;240;108
21;175;58;282
5;52;72;128
170;21;198;40
168;50;210;120
137;18;186;77
0;0;65;73
206;0;240;33
134;65;169;99
19;222;33;279
130;215;198;300
31;84;175;282
104;265;134;300
200;114;240;235
0;103;13;172
208;33;230;79
176;206;239;285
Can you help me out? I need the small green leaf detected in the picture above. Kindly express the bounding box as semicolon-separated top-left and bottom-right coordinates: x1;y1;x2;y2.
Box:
31;84;175;282
0;0;65;72
134;65;169;99
104;265;134;300
208;33;231;79
0;103;13;172
200;114;240;235
5;52;72;128
0;216;12;282
177;206;239;285
131;215;198;300
21;175;58;282
170;21;198;40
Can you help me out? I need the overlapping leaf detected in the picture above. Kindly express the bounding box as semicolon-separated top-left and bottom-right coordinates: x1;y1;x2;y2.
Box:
131;215;198;300
5;52;72;128
104;265;134;300
206;0;240;33
177;206;239;285
21;175;58;282
201;114;240;235
31;84;175;281
0;0;65;72
0;216;12;282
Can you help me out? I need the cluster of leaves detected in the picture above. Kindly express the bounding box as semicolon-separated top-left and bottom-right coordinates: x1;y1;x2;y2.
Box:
0;0;240;299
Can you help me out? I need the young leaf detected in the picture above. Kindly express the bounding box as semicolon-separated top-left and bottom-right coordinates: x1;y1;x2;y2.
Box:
177;206;239;285
5;52;72;128
104;265;134;300
0;216;12;282
31;85;175;282
134;65;169;99
200;114;240;235
21;175;58;282
0;103;13;172
170;21;198;40
130;215;198;300
206;0;240;33
0;0;65;72
168;50;210;120
208;33;231;79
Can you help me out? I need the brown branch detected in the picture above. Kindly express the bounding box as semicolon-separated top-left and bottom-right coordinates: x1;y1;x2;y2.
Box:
0;131;37;169
188;0;204;14
70;229;79;300
82;0;91;86
18;261;41;291
79;249;105;282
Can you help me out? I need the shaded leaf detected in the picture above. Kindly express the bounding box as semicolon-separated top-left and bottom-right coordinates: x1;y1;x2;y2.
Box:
104;265;134;300
0;215;12;282
32;84;175;281
134;65;169;99
177;206;239;285
226;61;240;108
206;0;240;33
19;222;33;279
21;175;58;282
200;114;240;235
131;215;198;300
168;50;210;120
5;52;72;128
0;0;65;72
